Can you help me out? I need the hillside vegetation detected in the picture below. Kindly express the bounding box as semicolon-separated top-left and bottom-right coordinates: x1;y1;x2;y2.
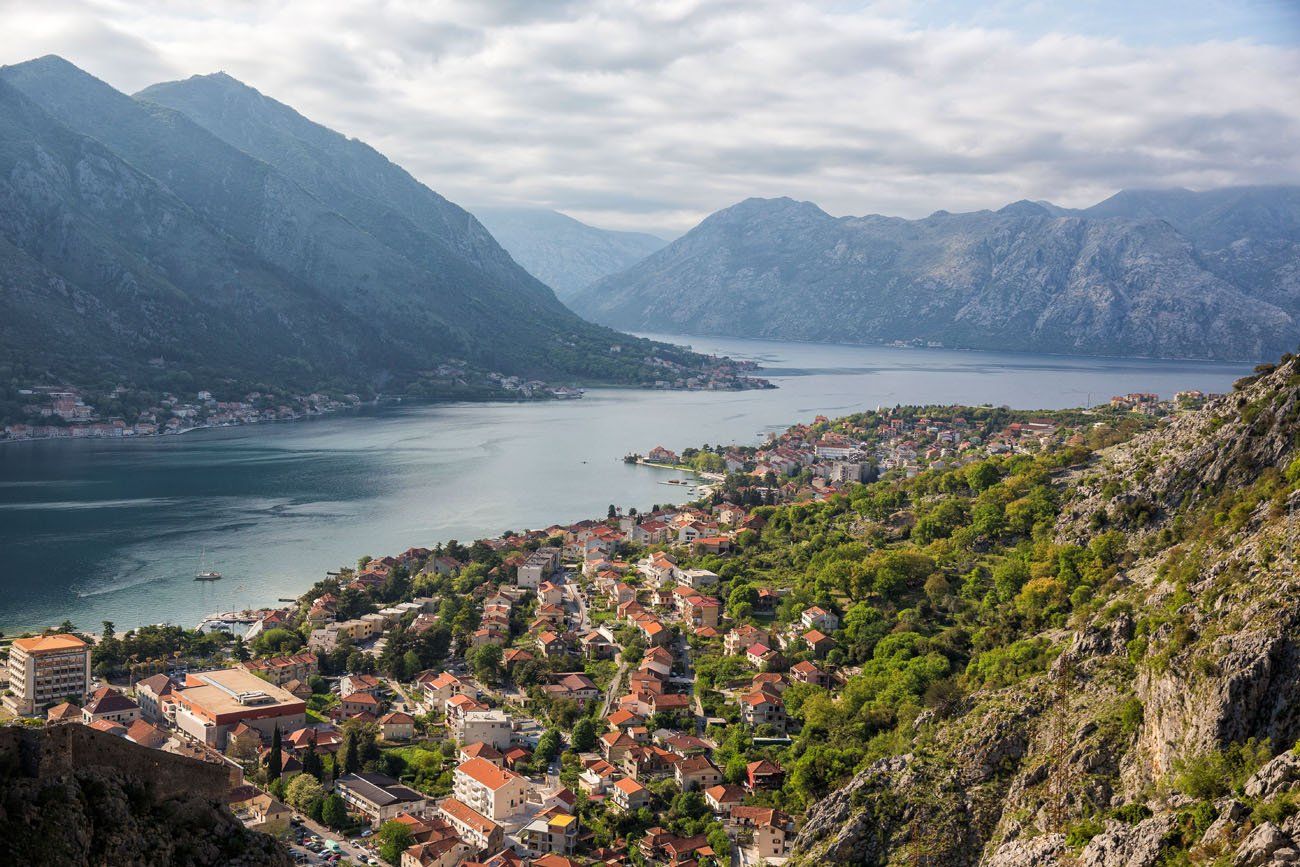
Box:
664;355;1300;865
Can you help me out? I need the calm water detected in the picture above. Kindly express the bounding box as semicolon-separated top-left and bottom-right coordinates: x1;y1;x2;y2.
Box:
0;334;1249;633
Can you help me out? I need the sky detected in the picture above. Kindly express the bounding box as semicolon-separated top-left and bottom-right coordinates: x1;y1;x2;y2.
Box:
1;0;1297;237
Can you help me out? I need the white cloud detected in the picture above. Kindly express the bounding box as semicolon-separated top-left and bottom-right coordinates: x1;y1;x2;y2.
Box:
0;0;1296;235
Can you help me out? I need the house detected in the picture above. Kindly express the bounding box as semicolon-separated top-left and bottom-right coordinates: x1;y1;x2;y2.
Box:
637;552;679;584
802;629;837;658
460;742;504;766
790;660;828;688
235;792;293;838
673;754;722;792
623;745;679;779
639;619;670;646
606;709;644;731
639;828;710;865
648;692;691;716
647;446;679;464
240;653;319;687
336;773;429;827
537;581;565;606
537;631;568;658
502;746;532;772
455;709;513;749
133;674;175;724
741;691;787;732
519;806;580;857
611;776;651;812
438;797;505;855
641;646;674;679
703;784;745;816
403;834;474;867
692;536;733;556
678;569;719;590
337;691;383;720
745;643;784;670
554;673;599;706
746;759;785;790
339;673;383;697
419;672;479;711
453;757;529;821
730;807;796;860
87;719;127;736
579;758;621;795
82;687;140;726
46;702;82;724
801;606;840;633
380;711;416;741
725;625;770;657
600;731;638;764
125;719;170;750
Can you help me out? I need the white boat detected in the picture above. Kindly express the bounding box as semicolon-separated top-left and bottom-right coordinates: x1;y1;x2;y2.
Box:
195;546;223;581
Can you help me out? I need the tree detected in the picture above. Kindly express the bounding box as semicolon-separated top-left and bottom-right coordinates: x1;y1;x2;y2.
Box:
469;644;503;686
377;820;415;864
571;718;597;752
401;650;422;681
231;636;251;662
321;793;349;829
285;773;324;812
301;747;324;781
338;727;361;775
267;724;283;781
101;621;115;640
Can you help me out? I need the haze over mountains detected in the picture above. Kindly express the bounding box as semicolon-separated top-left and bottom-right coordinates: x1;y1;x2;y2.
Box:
575;186;1300;361
471;206;666;301
0;56;707;399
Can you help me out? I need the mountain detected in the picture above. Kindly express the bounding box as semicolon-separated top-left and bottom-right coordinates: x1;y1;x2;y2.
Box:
574;187;1300;361
0;56;723;408
470;206;667;300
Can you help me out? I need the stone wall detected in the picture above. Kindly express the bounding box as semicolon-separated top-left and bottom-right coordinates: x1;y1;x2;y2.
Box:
0;723;236;801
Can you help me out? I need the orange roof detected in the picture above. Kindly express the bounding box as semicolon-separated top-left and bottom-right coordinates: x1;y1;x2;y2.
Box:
457;757;523;791
12;634;87;653
613;777;646;794
440;796;500;834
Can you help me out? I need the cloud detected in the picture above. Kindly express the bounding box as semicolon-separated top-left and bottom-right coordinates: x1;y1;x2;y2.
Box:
0;0;1296;235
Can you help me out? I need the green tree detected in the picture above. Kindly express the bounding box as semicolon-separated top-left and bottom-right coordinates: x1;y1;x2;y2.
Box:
267;724;282;781
469;644;503;686
321;793;349;829
377;819;415;864
571;718;598;752
285;773;324;812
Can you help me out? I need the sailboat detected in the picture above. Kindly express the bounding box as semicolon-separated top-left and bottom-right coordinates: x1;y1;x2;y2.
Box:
195;546;223;581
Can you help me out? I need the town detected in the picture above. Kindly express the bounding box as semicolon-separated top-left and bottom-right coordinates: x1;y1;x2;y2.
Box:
0;392;1200;867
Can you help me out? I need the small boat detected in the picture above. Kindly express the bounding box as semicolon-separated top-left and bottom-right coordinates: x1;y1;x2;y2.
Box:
195;547;223;581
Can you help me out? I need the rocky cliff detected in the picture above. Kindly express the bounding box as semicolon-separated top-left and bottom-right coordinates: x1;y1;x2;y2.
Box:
575;188;1300;361
792;357;1300;865
0;724;291;866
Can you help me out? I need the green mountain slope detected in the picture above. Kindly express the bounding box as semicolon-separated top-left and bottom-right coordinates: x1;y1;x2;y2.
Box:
0;56;724;407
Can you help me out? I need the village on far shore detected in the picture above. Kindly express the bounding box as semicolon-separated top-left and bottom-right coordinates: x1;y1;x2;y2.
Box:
0;387;1212;867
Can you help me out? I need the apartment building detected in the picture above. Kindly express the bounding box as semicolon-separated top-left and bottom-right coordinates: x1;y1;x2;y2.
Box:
2;634;91;716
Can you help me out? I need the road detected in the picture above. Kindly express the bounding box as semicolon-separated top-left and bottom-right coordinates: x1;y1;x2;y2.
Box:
677;635;706;736
599;657;628;720
293;811;377;865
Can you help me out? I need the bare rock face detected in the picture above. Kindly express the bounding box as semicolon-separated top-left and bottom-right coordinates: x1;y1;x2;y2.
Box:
1234;822;1293;866
1246;753;1300;799
983;834;1067;867
1077;815;1178;867
576;187;1300;361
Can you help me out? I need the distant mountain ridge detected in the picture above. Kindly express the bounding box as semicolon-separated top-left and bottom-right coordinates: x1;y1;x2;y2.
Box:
0;56;715;405
574;186;1300;361
471;206;667;300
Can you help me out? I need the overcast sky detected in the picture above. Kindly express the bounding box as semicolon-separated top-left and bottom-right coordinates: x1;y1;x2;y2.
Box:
2;0;1297;237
